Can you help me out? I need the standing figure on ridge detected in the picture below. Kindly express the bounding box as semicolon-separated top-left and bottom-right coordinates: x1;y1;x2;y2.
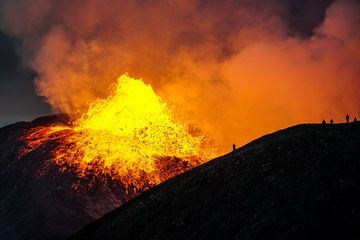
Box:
354;117;358;123
330;119;334;125
233;143;236;151
346;114;350;123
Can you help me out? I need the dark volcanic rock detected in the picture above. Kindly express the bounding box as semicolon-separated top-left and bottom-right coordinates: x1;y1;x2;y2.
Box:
71;123;360;240
0;115;131;240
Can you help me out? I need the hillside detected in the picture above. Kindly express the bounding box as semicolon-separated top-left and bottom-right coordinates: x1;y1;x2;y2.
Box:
71;122;360;240
0;115;133;240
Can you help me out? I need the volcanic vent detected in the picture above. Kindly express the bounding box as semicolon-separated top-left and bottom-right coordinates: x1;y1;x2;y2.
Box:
0;75;215;239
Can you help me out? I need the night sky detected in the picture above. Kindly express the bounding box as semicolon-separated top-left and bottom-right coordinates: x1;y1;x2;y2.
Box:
0;31;50;126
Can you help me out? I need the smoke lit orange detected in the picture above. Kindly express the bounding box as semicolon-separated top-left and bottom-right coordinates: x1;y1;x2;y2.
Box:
19;74;216;191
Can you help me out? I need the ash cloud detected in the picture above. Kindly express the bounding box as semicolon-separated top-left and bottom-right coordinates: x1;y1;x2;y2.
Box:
0;0;359;152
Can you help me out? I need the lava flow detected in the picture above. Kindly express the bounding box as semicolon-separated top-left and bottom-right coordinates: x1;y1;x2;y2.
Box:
19;74;216;191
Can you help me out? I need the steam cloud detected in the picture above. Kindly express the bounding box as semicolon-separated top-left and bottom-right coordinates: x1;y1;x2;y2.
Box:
1;0;359;152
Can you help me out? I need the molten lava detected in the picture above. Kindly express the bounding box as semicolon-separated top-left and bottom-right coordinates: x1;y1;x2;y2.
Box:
19;74;215;191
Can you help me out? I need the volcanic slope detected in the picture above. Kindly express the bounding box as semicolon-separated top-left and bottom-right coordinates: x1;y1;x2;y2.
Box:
71;122;360;240
0;115;133;240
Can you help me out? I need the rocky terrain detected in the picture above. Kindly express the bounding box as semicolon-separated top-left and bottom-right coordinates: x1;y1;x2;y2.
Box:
0;114;204;240
0;115;132;240
71;122;360;240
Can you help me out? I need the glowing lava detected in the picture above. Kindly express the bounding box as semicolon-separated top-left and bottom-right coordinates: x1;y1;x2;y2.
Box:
19;74;215;191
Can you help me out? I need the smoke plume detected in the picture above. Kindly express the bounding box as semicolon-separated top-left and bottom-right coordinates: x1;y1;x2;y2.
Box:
1;0;359;152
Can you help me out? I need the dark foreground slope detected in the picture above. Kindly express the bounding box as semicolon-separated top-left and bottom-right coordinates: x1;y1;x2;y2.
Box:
0;115;130;240
72;122;360;240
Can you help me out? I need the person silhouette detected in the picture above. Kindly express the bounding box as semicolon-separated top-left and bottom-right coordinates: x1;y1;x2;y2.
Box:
330;118;334;124
346;114;350;123
322;120;326;125
354;117;358;123
232;143;236;151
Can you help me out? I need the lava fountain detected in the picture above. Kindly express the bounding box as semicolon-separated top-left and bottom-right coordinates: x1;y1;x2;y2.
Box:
19;74;216;192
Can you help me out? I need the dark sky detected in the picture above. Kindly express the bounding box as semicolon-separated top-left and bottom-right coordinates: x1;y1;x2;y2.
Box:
0;0;334;127
0;31;51;126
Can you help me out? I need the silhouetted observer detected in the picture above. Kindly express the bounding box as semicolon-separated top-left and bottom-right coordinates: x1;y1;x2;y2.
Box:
346;114;350;123
354;118;358;123
322;120;326;125
233;144;236;151
330;119;334;124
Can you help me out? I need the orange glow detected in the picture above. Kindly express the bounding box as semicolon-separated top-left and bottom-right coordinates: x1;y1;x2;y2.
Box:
5;0;360;155
19;74;216;191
